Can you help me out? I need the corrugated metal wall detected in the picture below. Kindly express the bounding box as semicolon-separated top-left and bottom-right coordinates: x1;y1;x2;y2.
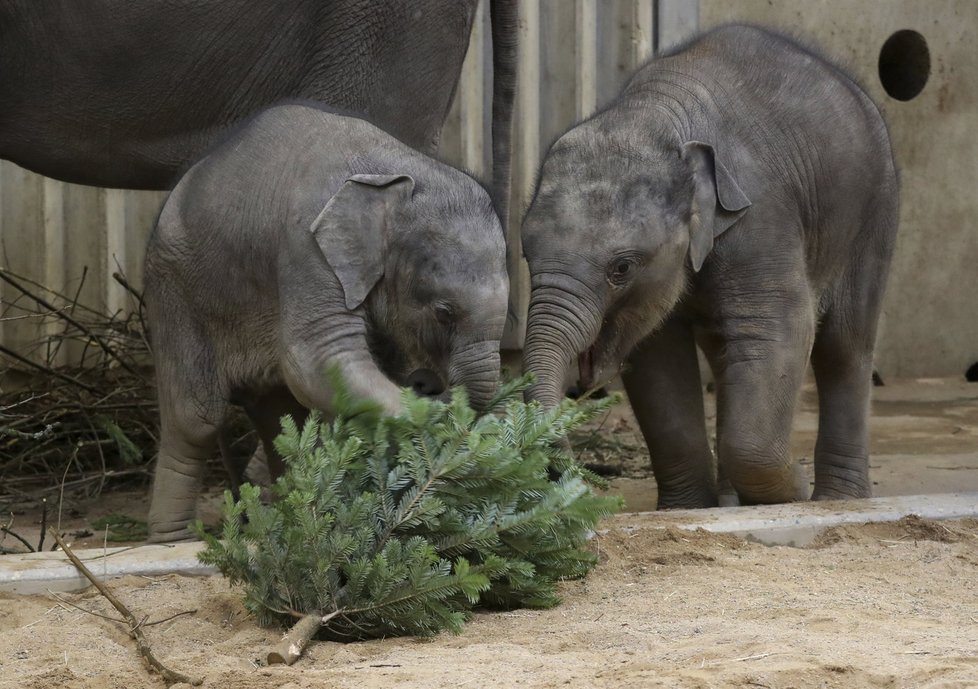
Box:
0;172;167;366
0;0;696;364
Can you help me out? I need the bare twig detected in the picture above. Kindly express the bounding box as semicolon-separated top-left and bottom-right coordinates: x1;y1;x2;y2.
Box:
48;267;88;363
48;591;127;624
48;528;202;686
0;343;100;393
142;609;199;628
56;452;73;535
48;591;196;628
112;271;145;309
0;271;172;507
0;270;142;378
1;525;35;553
38;498;48;551
0;268;105;319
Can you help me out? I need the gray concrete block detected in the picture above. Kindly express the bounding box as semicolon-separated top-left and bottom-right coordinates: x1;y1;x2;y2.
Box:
616;492;978;546
2;493;975;594
0;542;215;595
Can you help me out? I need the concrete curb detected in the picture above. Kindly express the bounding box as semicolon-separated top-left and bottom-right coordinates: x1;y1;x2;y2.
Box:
614;492;978;546
1;493;976;594
0;542;215;595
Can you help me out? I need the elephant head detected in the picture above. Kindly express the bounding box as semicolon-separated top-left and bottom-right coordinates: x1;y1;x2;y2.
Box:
312;168;508;411
521;117;750;407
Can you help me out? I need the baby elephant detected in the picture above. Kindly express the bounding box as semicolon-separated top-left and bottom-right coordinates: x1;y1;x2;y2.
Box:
521;25;898;508
144;104;508;542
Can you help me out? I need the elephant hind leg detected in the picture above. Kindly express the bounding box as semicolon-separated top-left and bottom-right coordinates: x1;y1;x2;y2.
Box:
148;374;228;542
810;205;896;501
146;295;229;542
810;287;888;500
810;334;873;500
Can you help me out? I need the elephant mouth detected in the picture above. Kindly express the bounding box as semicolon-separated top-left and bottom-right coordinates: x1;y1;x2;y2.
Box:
577;347;596;392
406;367;446;398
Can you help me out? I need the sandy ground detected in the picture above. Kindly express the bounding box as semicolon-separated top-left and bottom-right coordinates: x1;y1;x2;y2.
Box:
585;377;978;512
1;377;976;688
1;516;977;689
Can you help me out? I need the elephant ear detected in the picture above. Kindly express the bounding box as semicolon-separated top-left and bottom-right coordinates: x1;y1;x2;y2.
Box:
683;141;751;272
310;173;414;310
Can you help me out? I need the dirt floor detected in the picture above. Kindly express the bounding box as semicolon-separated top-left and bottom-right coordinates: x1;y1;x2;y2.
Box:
582;377;978;512
0;377;976;688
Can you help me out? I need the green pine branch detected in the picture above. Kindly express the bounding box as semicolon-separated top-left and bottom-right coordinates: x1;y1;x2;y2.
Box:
197;373;622;655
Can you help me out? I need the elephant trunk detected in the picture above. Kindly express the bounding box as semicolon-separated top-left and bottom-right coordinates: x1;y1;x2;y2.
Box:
449;339;502;411
522;283;601;408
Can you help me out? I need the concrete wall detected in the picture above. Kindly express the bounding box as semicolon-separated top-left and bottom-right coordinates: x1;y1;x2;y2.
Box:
698;0;978;377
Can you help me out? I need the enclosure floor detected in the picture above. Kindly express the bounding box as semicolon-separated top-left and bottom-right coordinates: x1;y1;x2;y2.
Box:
1;379;977;689
597;376;978;513
2;377;977;551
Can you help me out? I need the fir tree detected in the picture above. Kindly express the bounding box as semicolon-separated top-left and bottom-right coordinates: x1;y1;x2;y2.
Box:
196;374;622;663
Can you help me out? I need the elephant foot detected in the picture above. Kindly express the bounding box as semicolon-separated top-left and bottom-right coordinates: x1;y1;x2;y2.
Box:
655;486;718;510
720;459;810;505
811;486;872;501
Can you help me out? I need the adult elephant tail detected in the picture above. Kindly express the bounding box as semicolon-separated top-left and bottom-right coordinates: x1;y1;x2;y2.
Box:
490;0;518;225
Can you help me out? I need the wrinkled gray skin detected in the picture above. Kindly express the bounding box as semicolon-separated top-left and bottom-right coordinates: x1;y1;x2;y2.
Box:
144;104;508;542
0;0;516;196
522;25;898;508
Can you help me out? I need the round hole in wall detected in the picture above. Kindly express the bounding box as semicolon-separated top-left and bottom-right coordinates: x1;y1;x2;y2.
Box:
878;29;930;101
966;362;978;383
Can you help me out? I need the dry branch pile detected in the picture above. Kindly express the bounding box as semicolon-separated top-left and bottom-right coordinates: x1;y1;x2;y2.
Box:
0;269;158;509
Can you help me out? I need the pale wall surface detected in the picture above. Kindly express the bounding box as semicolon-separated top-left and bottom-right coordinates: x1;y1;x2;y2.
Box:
699;0;978;377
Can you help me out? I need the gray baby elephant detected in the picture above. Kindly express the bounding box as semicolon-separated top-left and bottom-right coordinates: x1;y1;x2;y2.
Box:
521;25;898;508
144;104;508;542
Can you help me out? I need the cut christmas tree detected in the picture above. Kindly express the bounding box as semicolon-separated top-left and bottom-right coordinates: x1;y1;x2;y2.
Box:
197;375;622;664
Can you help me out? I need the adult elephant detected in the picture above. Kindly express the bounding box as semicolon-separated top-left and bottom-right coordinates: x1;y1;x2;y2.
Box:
520;25;898;509
0;0;516;199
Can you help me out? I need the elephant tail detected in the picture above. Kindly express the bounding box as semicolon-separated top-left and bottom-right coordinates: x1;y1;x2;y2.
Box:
490;0;517;226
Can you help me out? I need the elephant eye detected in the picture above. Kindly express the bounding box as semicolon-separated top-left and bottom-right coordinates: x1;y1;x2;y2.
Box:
607;257;637;287
434;303;456;325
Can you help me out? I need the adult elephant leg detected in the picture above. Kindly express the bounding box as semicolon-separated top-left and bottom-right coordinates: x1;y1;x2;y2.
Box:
622;317;718;509
243;386;309;483
712;294;815;505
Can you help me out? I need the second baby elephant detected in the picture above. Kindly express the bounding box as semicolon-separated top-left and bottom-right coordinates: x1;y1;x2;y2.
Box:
144;103;508;542
521;25;898;508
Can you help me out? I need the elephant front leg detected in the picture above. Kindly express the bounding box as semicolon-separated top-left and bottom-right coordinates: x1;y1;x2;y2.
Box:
282;336;405;420
622;318;718;509
243;386;310;483
709;302;815;505
146;325;229;542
